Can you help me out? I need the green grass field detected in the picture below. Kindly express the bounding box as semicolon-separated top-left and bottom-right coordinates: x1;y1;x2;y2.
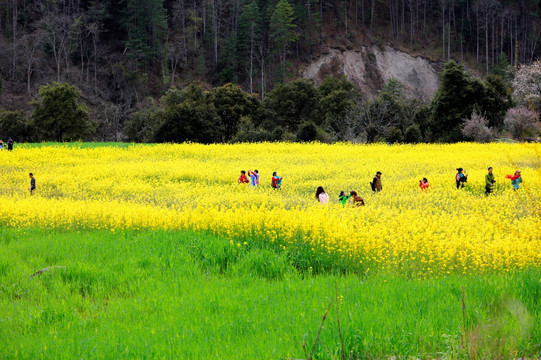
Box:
1;228;540;359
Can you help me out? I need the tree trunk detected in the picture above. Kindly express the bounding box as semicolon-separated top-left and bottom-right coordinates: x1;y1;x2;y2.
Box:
344;0;348;36
485;11;489;74
423;0;426;43
260;44;265;99
307;0;312;55
12;0;17;80
249;28;254;93
211;0;218;66
442;0;445;60
447;0;451;59
370;0;375;36
361;0;364;26
476;5;479;63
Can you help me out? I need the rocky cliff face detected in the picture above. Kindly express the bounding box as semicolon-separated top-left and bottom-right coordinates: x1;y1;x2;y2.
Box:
303;46;441;101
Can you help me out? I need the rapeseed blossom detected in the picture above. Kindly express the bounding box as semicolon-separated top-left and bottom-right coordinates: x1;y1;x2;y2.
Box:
0;142;539;275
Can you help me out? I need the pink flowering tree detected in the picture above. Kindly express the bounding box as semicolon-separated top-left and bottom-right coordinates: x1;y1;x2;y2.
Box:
461;111;495;143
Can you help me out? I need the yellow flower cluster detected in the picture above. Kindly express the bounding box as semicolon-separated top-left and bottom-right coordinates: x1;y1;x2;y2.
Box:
0;142;539;275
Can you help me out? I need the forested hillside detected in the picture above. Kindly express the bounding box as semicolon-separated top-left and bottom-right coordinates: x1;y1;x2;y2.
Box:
0;0;540;143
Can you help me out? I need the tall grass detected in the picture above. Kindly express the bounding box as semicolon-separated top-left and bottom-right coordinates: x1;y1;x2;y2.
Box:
1;228;539;359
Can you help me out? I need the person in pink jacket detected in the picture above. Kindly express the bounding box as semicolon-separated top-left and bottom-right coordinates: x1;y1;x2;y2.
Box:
315;186;329;204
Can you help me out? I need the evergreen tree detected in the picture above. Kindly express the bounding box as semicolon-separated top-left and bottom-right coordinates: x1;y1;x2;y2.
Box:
482;75;513;129
238;0;262;93
0;109;33;142
493;53;511;80
210;83;263;141
31;82;93;141
122;0;167;61
269;0;298;81
153;83;221;143
318;75;359;134
430;60;485;142
263;79;320;131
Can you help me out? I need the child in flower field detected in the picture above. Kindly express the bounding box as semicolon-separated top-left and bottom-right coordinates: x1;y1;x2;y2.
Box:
315;186;328;204
338;191;351;207
419;178;429;191
249;170;259;187
505;170;522;190
238;170;249;184
271;172;282;189
350;191;365;206
455;168;468;189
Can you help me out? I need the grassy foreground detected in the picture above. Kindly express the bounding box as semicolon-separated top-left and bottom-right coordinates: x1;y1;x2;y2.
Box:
1;228;540;359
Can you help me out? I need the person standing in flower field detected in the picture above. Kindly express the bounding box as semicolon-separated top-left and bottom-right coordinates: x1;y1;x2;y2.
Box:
271;172;282;190
485;167;496;195
419;178;429;191
28;173;36;195
505;170;522;190
371;171;382;192
238;170;249;184
249;169;259;187
455;168;468;189
7;137;14;151
315;186;329;204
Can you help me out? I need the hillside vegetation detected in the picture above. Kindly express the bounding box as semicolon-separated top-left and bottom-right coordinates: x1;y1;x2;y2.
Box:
0;1;540;142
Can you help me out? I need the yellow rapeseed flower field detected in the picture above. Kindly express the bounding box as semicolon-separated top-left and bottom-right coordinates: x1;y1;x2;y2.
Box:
0;142;539;275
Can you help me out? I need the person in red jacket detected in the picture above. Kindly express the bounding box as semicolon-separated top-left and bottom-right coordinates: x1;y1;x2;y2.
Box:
238;170;249;184
419;177;429;191
271;171;283;189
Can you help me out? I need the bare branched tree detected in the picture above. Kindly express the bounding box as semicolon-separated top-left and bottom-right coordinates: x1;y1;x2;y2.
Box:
18;31;43;96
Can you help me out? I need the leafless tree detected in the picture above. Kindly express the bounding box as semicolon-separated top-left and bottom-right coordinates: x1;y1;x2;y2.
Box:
328;103;364;142
18;31;43;96
359;101;399;142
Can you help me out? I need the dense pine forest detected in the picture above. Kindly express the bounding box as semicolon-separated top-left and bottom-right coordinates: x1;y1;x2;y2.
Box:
0;0;540;143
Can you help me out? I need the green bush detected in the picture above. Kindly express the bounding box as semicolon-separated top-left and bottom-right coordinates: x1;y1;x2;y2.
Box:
297;122;318;142
404;124;422;143
0;109;33;142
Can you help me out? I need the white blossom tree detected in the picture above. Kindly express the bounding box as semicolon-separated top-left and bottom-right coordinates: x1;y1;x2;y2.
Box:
512;60;541;113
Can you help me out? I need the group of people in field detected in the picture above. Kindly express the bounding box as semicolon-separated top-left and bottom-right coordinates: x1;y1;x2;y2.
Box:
314;171;383;207
238;170;283;189
0;138;14;151
456;167;523;194
239;166;525;207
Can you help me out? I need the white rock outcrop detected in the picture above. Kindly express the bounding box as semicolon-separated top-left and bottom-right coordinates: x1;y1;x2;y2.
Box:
303;46;440;101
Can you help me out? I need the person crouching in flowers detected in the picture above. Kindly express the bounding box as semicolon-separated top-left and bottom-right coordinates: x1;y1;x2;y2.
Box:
455;168;468;189
315;186;328;204
419;178;429;191
505;170;522;190
238;170;249;184
271;172;282;190
350;191;365;206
